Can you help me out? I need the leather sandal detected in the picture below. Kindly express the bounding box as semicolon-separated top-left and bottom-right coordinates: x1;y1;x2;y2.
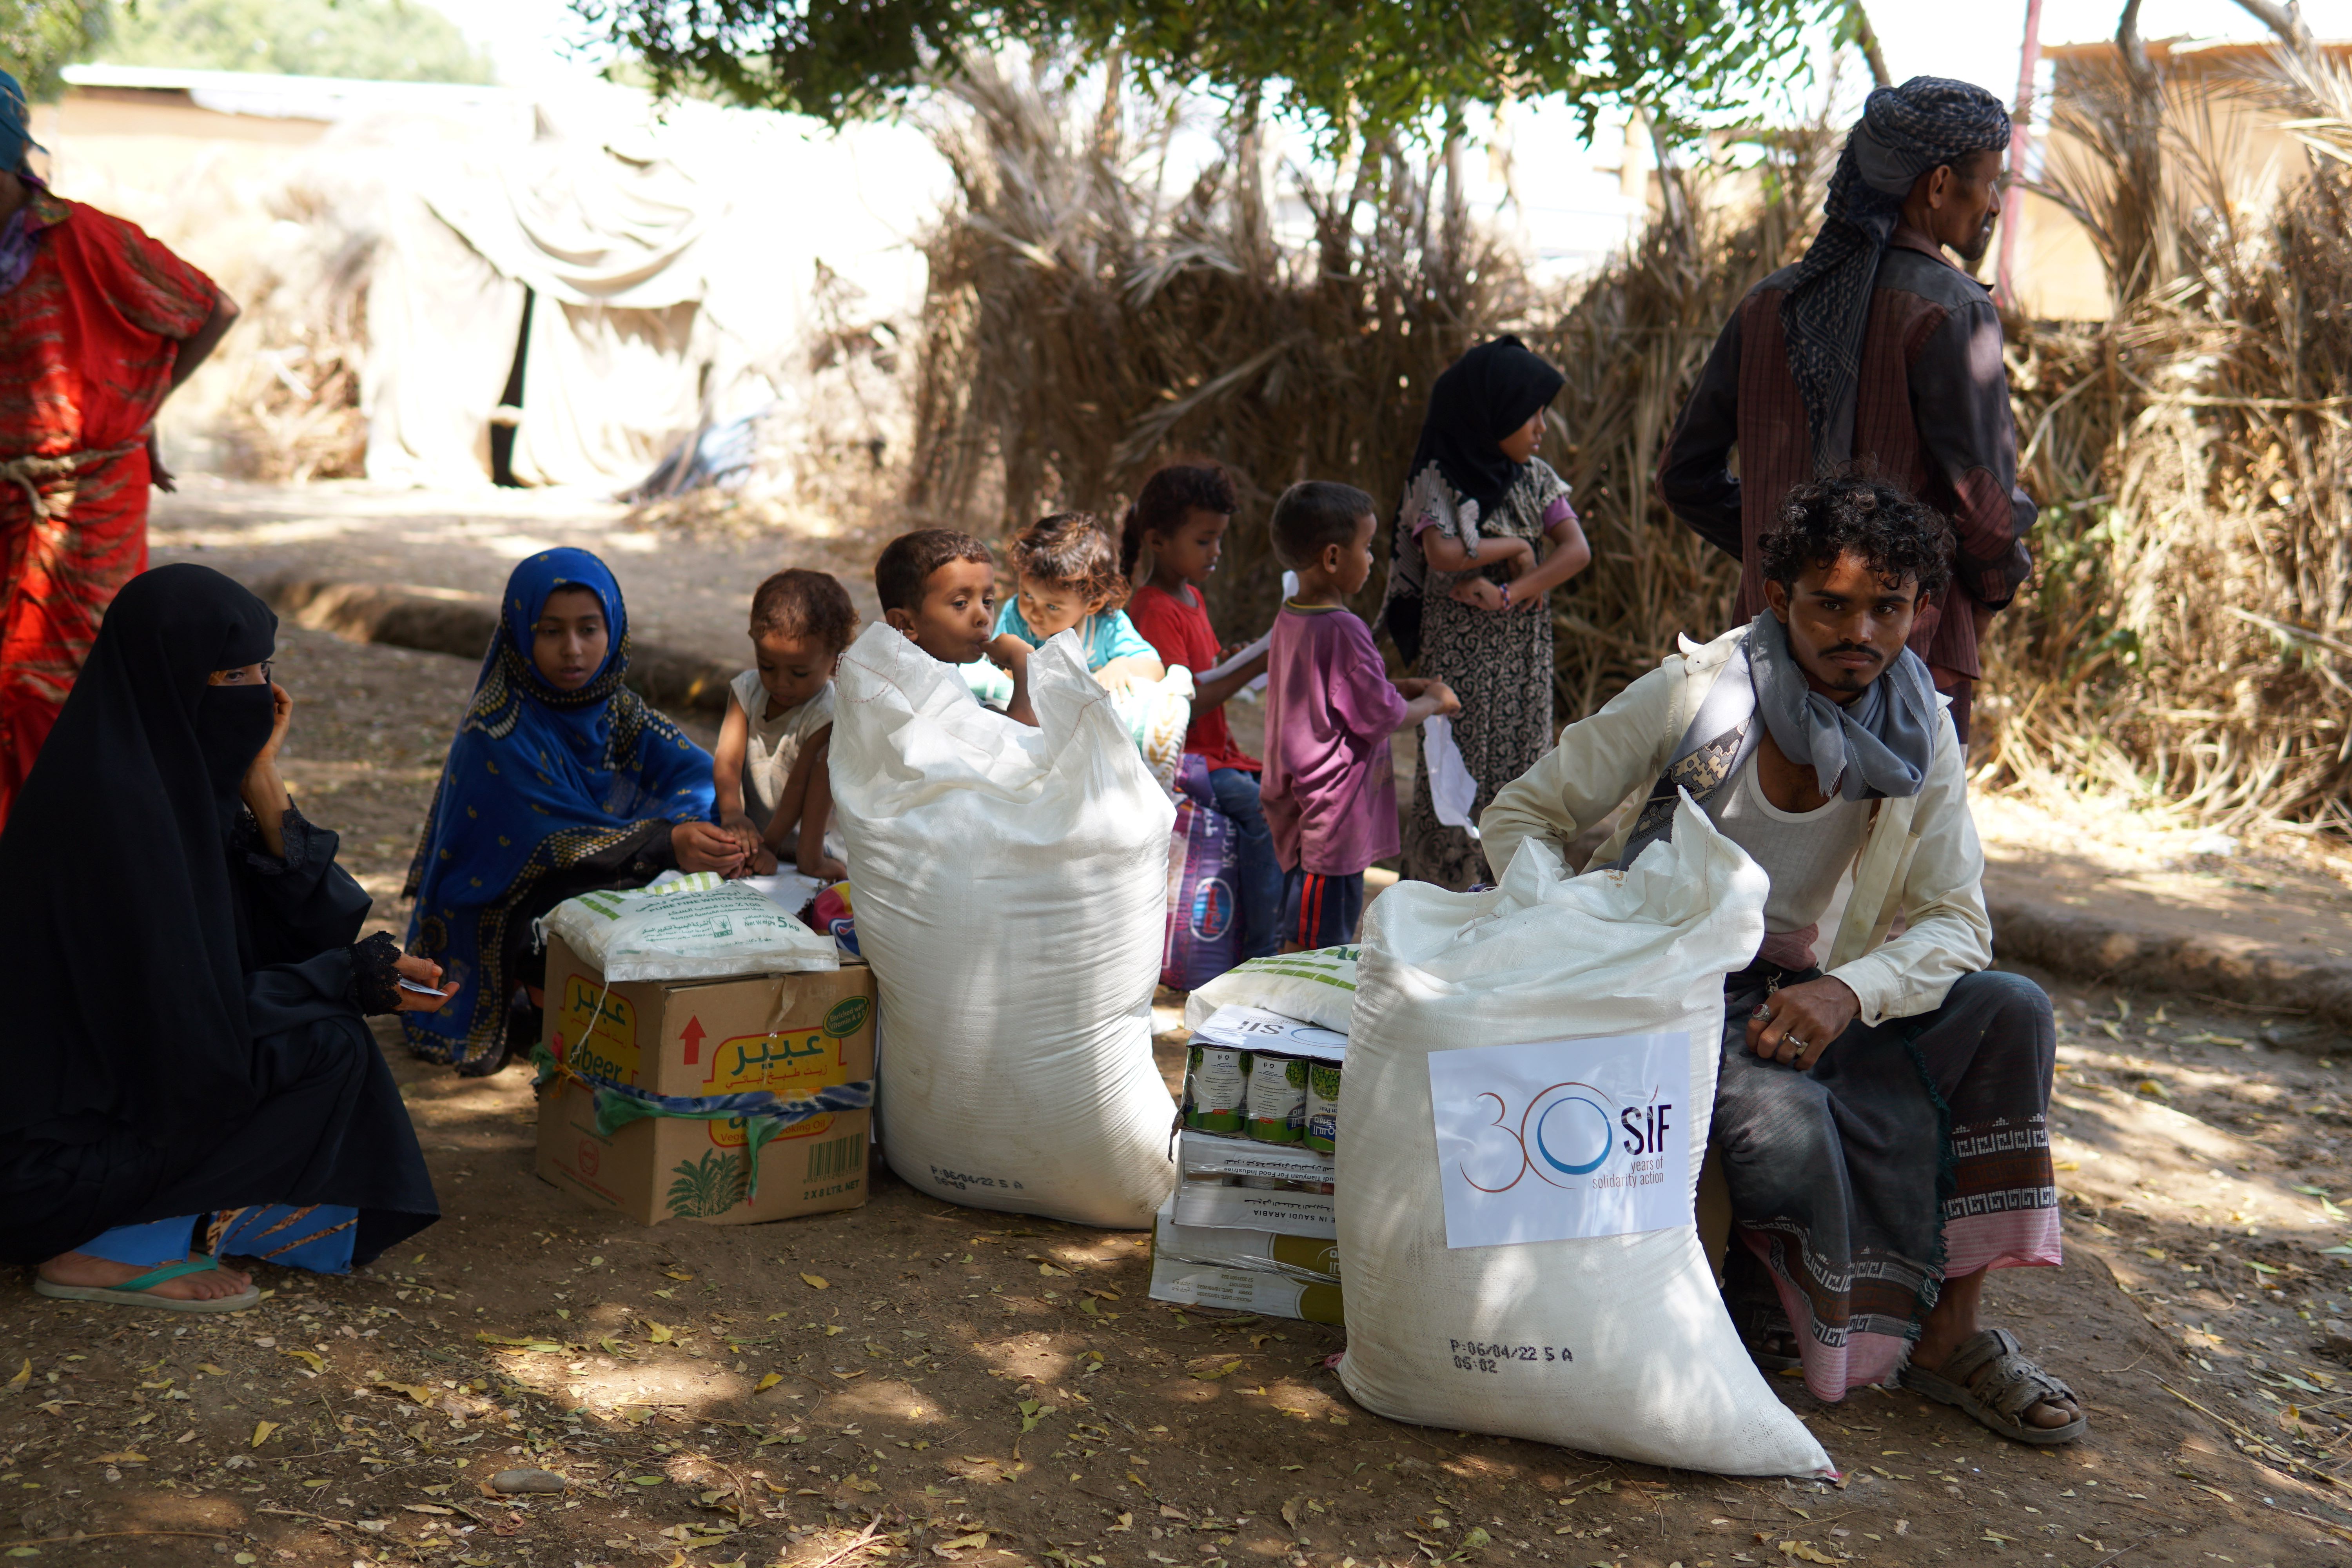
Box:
1902;1327;2087;1446
1740;1304;1802;1371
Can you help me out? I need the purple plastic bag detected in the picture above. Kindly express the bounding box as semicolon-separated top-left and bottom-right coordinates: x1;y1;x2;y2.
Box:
1162;754;1240;990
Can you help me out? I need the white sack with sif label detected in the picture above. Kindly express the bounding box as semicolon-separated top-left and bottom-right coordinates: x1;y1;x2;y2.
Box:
1336;794;1830;1476
829;622;1179;1227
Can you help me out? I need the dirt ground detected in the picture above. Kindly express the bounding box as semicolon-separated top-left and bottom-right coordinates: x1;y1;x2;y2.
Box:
9;493;2351;1566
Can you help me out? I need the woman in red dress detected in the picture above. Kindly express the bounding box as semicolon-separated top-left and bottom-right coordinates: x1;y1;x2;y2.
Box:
0;70;241;827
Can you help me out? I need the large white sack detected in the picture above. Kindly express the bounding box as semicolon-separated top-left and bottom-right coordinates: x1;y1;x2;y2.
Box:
1337;793;1831;1476
830;622;1180;1227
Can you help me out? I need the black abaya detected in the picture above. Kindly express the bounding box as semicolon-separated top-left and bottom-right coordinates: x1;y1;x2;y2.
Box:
0;564;437;1266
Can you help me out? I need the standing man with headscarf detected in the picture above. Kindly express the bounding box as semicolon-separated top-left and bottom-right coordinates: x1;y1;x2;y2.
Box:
1658;76;2033;746
0;69;241;828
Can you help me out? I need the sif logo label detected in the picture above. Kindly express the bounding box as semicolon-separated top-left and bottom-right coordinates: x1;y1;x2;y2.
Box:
1427;1032;1691;1250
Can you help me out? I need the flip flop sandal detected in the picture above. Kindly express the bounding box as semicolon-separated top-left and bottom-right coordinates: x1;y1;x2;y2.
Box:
33;1255;260;1314
1901;1327;2087;1446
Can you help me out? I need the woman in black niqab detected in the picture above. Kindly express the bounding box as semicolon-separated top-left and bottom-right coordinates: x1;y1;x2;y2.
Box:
0;564;441;1308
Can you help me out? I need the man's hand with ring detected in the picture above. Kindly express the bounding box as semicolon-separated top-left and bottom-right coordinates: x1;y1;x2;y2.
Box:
1746;976;1860;1071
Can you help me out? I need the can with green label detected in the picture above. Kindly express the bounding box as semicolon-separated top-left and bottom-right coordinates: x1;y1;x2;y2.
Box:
1304;1062;1341;1153
1245;1053;1308;1144
1184;1044;1247;1133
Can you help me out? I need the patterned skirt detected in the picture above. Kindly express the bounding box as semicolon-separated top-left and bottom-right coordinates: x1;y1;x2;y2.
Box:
1714;965;2060;1401
1402;583;1555;890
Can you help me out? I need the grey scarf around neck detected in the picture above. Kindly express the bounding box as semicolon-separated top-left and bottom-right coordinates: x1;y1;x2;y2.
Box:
1746;610;1936;802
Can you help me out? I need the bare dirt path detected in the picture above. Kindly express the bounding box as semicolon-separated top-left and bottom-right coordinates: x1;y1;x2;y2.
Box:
7;482;2334;1568
150;475;892;666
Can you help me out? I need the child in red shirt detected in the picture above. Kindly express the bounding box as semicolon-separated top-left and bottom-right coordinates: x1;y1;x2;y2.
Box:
1121;462;1278;959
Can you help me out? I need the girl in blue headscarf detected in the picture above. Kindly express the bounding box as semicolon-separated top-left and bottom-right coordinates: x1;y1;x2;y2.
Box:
404;549;735;1075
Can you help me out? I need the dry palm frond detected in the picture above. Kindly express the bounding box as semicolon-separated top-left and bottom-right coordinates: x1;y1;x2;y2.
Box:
1983;44;2352;829
214;174;374;483
908;51;1506;639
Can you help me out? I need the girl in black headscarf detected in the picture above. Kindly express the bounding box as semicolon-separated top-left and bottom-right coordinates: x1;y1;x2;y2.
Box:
0;565;442;1311
1379;336;1592;890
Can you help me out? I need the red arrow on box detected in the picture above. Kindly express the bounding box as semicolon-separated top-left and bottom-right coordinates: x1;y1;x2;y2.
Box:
681;1016;706;1065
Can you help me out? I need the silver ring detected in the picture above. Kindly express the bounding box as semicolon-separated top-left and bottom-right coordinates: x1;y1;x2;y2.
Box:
1784;1036;1808;1055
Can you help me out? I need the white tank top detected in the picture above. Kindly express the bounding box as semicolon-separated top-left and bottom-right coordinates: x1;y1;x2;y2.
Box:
1699;750;1870;937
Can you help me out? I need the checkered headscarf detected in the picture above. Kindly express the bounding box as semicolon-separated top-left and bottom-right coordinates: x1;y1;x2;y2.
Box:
1780;76;2011;469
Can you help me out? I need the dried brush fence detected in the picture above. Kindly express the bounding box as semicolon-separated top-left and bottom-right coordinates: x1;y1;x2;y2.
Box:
908;54;1512;643
1985;47;2352;831
909;55;1833;720
1517;129;1835;718
215;174;374;484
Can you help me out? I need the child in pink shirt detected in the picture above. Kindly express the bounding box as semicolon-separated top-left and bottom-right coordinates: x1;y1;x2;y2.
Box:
1261;481;1458;948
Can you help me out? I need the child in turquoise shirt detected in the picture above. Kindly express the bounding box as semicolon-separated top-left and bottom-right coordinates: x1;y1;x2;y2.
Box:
973;512;1165;693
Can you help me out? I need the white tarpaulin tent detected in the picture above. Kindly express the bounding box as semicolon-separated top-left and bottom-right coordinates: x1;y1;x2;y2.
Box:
318;80;942;492
364;112;717;488
45;65;944;493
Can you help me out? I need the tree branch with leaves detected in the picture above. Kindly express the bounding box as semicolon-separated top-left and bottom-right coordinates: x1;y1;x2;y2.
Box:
572;0;1841;145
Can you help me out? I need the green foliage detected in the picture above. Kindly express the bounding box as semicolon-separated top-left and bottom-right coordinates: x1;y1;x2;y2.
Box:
665;1150;748;1219
575;0;1836;143
93;0;494;84
2;1;109;100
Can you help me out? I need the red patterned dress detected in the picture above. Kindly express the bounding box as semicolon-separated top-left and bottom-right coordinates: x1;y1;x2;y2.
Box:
0;188;220;825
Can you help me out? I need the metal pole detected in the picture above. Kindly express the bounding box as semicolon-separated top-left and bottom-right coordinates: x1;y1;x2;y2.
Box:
1997;0;2046;307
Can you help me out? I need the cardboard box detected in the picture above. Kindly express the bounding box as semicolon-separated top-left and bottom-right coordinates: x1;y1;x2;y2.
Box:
1149;1195;1342;1324
1180;1128;1334;1185
1148;1256;1343;1325
1156;1196;1339;1279
535;935;875;1225
1172;1180;1336;1238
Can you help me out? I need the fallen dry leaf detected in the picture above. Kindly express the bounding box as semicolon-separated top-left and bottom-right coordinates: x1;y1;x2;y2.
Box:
89;1452;146;1465
755;1373;784;1393
376;1380;438;1407
250;1421;278;1449
643;1320;675;1344
801;1273;829;1290
281;1349;325;1373
5;1361;25;1392
1190;1360;1244;1381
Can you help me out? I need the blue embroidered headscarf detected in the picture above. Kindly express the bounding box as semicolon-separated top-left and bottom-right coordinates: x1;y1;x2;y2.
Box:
0;69;47;296
402;549;714;1067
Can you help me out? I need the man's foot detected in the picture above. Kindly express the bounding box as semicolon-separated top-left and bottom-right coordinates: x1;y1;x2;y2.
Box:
1904;1326;2084;1443
1747;1328;1802;1370
36;1252;254;1302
